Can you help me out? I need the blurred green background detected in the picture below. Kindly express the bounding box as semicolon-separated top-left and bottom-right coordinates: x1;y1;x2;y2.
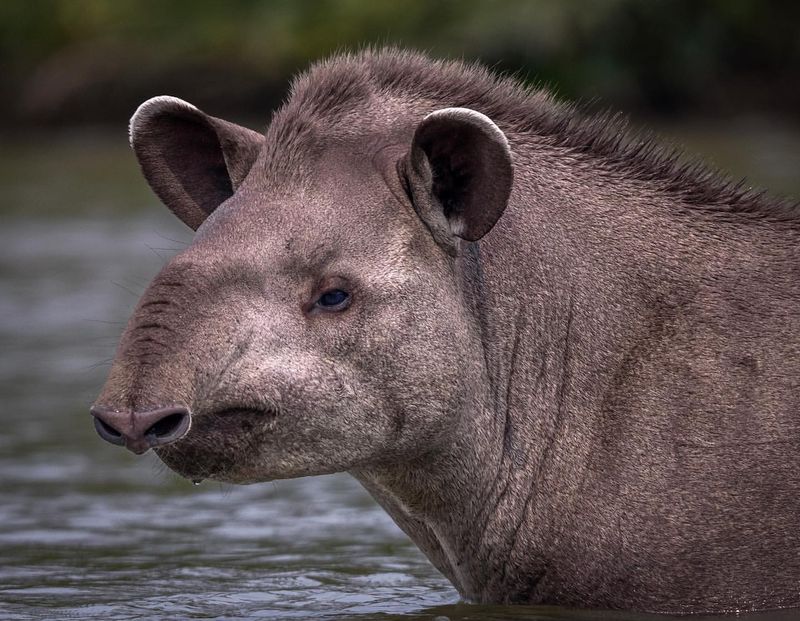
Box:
3;0;800;126
1;2;799;619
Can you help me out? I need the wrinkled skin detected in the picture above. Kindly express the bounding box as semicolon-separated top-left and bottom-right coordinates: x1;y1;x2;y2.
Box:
94;50;800;614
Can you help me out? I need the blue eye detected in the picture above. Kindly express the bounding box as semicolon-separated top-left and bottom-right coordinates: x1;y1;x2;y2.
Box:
317;289;350;310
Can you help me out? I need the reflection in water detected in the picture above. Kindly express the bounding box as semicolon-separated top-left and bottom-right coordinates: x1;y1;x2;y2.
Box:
0;130;799;619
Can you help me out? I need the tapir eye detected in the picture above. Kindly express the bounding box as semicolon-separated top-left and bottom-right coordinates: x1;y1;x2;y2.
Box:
316;289;351;311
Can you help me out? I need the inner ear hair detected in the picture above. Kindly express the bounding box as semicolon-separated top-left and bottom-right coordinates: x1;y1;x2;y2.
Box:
410;107;513;243
429;146;473;221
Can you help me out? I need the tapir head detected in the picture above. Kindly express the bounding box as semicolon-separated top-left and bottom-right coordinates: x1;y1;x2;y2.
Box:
92;92;513;484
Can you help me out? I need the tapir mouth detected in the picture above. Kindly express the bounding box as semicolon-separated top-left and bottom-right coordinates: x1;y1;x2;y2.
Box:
181;405;278;440
153;406;278;482
208;406;277;433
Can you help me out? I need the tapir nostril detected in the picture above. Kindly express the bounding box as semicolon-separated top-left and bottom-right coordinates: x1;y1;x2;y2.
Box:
93;416;125;446
145;410;190;441
90;405;191;453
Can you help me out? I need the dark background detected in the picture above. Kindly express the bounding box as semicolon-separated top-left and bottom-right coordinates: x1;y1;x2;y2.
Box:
2;0;799;128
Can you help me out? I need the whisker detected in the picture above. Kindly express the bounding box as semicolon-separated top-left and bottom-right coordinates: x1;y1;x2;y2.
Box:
111;281;141;297
154;232;191;246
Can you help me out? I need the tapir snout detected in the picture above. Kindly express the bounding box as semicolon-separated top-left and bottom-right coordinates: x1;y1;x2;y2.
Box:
91;405;191;454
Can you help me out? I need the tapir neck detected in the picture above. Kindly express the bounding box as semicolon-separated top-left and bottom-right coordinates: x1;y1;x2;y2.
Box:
352;400;509;600
354;144;677;603
352;235;596;603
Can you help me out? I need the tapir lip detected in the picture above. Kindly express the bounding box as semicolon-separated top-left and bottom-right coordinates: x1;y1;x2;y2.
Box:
213;406;274;416
158;405;278;448
153;406;278;483
201;405;278;423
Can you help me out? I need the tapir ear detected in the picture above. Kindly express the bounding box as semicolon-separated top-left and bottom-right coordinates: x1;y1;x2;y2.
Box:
129;96;263;230
402;107;513;250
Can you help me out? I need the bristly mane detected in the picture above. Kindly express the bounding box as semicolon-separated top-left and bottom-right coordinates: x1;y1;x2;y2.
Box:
267;47;798;221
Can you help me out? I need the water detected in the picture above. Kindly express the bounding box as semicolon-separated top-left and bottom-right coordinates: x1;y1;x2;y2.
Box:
1;122;799;620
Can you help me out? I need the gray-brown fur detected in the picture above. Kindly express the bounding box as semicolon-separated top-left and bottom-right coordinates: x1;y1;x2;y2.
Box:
93;48;800;614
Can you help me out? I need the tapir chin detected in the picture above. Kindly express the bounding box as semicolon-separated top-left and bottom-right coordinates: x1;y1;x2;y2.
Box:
92;48;800;614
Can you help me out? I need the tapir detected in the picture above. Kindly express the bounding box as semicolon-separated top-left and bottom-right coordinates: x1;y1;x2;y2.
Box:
91;48;800;614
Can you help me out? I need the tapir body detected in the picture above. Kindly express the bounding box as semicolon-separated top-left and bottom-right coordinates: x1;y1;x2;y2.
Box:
92;49;800;613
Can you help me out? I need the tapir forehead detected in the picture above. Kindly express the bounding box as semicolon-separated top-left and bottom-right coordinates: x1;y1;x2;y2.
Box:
192;144;418;270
